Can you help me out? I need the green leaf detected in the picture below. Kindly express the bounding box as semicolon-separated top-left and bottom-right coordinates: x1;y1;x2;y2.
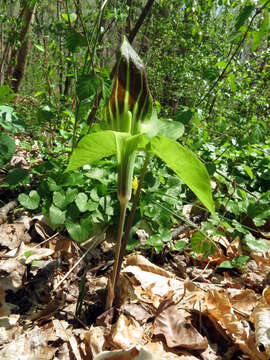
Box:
190;231;216;258
49;204;66;225
174;240;188;252
90;188;100;202
228;73;236;93
253;217;266;227
53;191;67;210
66;188;78;204
244;234;269;252
66;28;87;53
34;44;44;52
0;133;15;167
76;73;99;101
24;250;36;259
144;111;184;140
235;5;254;30
6;168;29;186
242;164;253;179
159;227;172;243
0;85;17;105
233;255;249;268
75;193;88;212
18;190;40;210
146;235;164;252
0;105;25;133
252;9;269;50
218;261;234;269
173;108;193;125
62;12;77;23
202;67;219;81
37;105;55;122
228;30;242;43
149;136;215;215
59;172;84;187
66;218;93;243
66;131;117;172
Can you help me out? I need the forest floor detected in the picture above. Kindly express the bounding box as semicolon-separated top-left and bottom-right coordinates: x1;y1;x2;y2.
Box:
0;137;270;360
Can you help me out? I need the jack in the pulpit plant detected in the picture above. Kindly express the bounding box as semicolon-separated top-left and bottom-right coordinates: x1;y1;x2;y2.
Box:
66;37;215;309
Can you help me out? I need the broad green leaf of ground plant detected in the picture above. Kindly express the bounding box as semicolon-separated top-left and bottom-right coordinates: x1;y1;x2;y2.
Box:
18;190;40;210
0;133;16;167
66;218;93;243
149;136;215;215
0;85;17;105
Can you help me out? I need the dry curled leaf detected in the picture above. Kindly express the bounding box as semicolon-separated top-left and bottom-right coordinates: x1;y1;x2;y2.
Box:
94;346;160;360
153;299;208;350
126;254;174;278
110;313;144;350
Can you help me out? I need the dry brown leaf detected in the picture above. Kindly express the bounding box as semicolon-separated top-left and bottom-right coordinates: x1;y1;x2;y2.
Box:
250;288;270;357
126;254;174;278
145;340;198;359
0;258;26;291
24;247;55;264
85;325;107;358
120;265;184;308
94;346;161;360
228;289;258;315
110;314;144;350
199;344;222;360
206;290;268;360
30;293;66;324
121;303;152;323
69;334;83;360
251;301;270;356
206;290;249;342
52;319;70;341
226;236;242;259
0;223;30;250
0;325;57;360
263;286;270;306
178;281;208;312
153;299;208;350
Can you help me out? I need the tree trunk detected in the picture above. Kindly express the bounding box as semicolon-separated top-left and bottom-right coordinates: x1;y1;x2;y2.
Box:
9;1;37;92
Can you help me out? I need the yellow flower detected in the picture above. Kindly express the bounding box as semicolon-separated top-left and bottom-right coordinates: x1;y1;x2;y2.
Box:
132;176;138;194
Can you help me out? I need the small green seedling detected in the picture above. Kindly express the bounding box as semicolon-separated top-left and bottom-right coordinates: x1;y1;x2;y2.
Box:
66;37;215;309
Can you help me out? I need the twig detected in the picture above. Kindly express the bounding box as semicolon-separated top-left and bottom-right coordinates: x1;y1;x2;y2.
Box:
54;231;106;291
128;0;155;43
0;200;18;224
197;2;270;107
215;169;258;200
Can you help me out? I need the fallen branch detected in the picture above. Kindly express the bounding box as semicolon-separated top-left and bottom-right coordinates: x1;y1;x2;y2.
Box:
0;200;18;224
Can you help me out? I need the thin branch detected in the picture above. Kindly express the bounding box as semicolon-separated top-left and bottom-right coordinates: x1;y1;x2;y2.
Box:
128;0;155;43
54;230;106;291
197;2;270;107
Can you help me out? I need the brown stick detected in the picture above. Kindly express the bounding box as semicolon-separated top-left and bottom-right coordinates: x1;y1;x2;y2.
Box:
0;200;18;224
128;0;154;43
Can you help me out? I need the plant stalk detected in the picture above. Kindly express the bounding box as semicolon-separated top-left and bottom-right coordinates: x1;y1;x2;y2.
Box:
112;152;151;301
105;198;128;309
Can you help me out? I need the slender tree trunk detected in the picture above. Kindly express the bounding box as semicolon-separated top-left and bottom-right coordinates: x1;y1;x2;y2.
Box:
9;1;37;92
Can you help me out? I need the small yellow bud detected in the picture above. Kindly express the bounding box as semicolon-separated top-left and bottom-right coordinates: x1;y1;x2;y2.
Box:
132;176;138;194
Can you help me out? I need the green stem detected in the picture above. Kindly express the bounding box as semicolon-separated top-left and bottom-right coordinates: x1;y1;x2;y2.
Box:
105;197;128;310
113;152;151;298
